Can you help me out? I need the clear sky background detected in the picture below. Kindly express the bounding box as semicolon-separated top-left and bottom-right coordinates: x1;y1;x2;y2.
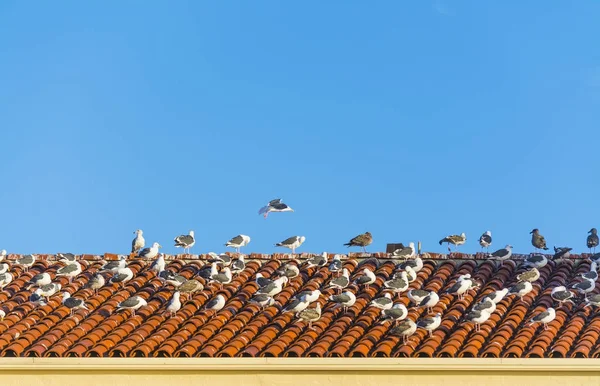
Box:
1;1;599;256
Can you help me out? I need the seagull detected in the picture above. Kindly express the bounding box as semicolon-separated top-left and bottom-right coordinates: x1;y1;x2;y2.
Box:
150;253;166;273
0;250;6;262
100;255;127;273
486;288;509;304
0;272;13;289
26;272;52;290
398;256;423;273
132;229;145;254
488;245;513;266
179;279;203;300
439;233;466;252
328;255;343;275
225;235;251;253
257;277;288;297
56;253;77;262
588;228;599;254
208;252;231;267
116;296;147;316
306;252;328;268
110;267;134;288
258;198;294;219
446;278;477;300
161;271;187;288
390;319;418;345
523;254;548;269
283;297;310;314
87;273;105;295
392;242;415;261
508;281;533;302
139;242;162;259
231;255;246;275
297;303;321;330
370;293;393;310
584;294;600;308
56;262;82;283
472;297;496;313
384;271;409;298
275;236;306;254
553;246;572;260
551;286;574;305
205;294;226;313
62;292;88;316
329;291;356;313
250;294;275;310
276;263;300;279
530;229;549;251
344;232;373;253
417;313;442;337
417;291;440;314
517;267;540;283
380;303;408;326
465;309;491;332
581;262;598;281
297;289;321;303
35;283;61;301
403;266;417;283
174;231;195;255
591;252;600;265
16;254;36;272
407;289;431;305
165;291;181;317
0;263;10;275
479;231;492;252
326;268;350;293
255;273;274;288
29;292;47;307
572;278;595;296
353;268;376;289
210;266;232;289
529;307;556;330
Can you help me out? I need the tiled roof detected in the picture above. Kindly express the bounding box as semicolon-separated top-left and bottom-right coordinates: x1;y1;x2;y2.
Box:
0;252;598;358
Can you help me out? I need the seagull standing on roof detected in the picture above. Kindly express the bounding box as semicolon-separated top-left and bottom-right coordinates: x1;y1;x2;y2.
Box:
328;255;343;275
572;278;595;296
380;303;408;326
370;293;393;310
392;242;415;261
56;261;82;283
417;291;440;314
487;245;513;267
344;232;373;253
439;233;466;252
283;296;310;314
0;272;13;289
523;254;548;269
517;267;540;283
329;291;356;313
231;255;246;275
0;250;6;262
479;231;492;252
529;307;556;330
110;267;134;288
464;309;491;332
553;246;572;260
417;313;442;337
277;263;300;279
174;231;195;255
87;273;105;295
205;294;225;313
179;279;203;300
100;255;127;273
390;319;417;345
584;294;600;308
353;268;376;289
0;263;9;275
16;254;36;272
150;253;166;273
407;289;430;305
298;303;321;330
225;234;251;253
257;277;288;297
210;266;232;289
306;252;328;268
258;198;294;219
551;286;574;305
165;291;181;317
581;262;598;281
139;242;162;259
507;281;533;302
62;292;88;316
57;253;77;262
36;283;61;301
26;272;51;290
487;288;509;304
275;236;306;254
530;229;549;251
251;294;275;310
587;228;599;254
384;271;409;299
132;230;145;254
446;277;478;300
326;268;349;294
116;296;147;316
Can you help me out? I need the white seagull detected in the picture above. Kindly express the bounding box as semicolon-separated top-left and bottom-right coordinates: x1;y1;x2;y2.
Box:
139;242;162;259
132;230;145;254
258;198;294;219
62;292;89;316
116;296;147;316
275;236;306;254
225;235;251;253
174;231;195;255
529;307;556;330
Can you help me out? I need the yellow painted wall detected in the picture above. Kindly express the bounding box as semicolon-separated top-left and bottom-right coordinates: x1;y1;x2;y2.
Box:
0;358;598;386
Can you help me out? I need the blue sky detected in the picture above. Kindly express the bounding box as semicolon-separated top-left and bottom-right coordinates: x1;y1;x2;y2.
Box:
0;1;599;256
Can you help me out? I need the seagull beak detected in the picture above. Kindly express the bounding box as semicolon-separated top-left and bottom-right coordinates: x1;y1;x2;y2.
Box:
158;245;163;248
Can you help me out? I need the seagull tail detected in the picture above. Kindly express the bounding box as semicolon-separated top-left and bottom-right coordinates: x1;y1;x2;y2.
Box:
343;243;352;247
542;247;549;250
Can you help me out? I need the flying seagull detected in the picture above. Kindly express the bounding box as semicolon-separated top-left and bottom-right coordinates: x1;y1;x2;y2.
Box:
132;230;145;254
487;245;513;266
174;231;195;255
344;232;373;253
529;307;556;330
479;231;492;252
139;242;162;259
258;198;294;219
588;228;599;254
62;292;89;316
225;234;251;253
439;233;466;252
530;229;549;251
275;236;306;254
116;296;147;316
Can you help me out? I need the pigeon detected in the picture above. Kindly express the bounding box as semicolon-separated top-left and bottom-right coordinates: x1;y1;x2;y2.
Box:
389;319;417;345
205;294;226;312
517;268;540;283
26;272;51;290
439;233;466;252
581;262;598;281
553;246;572;260
370;293;393;310
326;268;350;293
56;262;82;283
508;281;533;302
329;291;356;313
306;252;328;268
464;309;491;332
488;245;513;266
551;286;574;305
328;255;343;275
353;268;376;289
275;236;306;254
250;294;275;310
139;242;162;259
258;198;294;219
523;254;548;269
35;283;61;301
530;229;549;251
384;271;409;298
392;242;415;261
16;254;36;272
110;267;134;288
380;303;408;326
62;292;88;316
486;288;509;304
231;255;246;275
132;230;145;254
165;291;181;317
588;228;599;254
344;232;373;253
116;296;147;316
276;263;300;279
87;273;105;295
417;313;442;337
174;231;195;255
529;307;556;330
149;253;166;273
297;303;321;330
407;289;431;305
416;291;440;314
225;235;251;253
479;231;492;252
